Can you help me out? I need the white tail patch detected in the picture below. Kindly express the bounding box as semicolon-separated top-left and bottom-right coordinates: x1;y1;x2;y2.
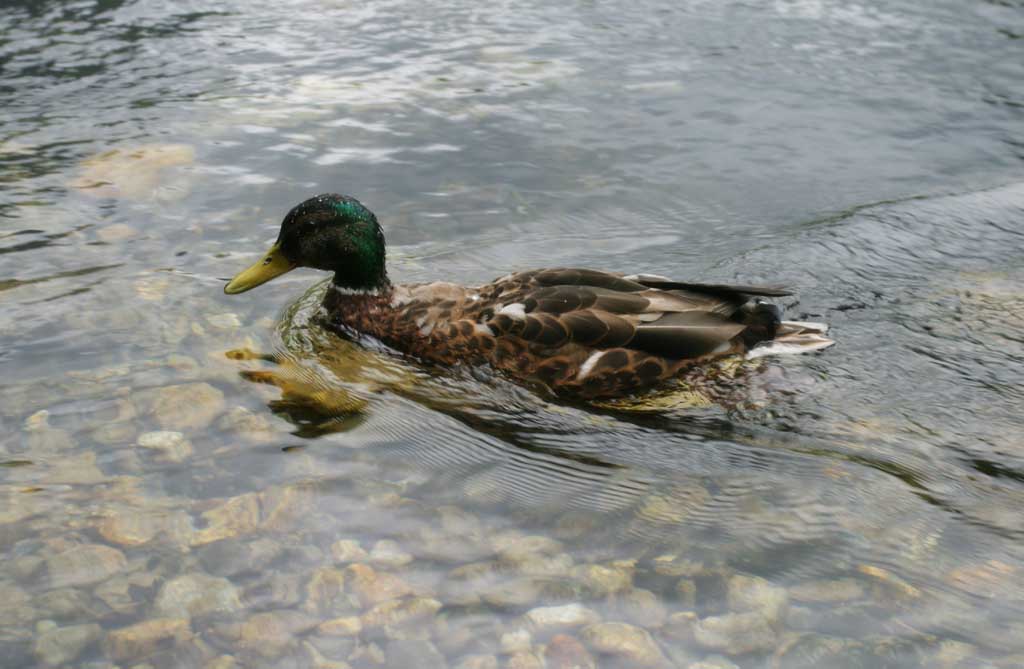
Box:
578;351;605;379
747;320;834;359
497;302;527;320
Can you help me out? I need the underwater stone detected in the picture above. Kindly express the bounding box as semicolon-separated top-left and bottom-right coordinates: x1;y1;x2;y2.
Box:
46;543;127;588
137;431;193;463
506;650;545;669
613;588;668;628
345;563;415;607
198;537;281;577
727;574;788;622
304;567;354;617
96;223;137;243
574;562;635;597
580;622;666;667
651;555;705;578
501;628;533;654
688;656;739;669
192;493;261;546
692;611;777;656
523;603;600;633
104;618;191;662
34;622;102;667
544;634;597;669
317;616;363;637
223;610;318;658
360;596;442;631
149;383;225;431
97;508;194;547
370;539;414;568
789;578;865;604
154;572;242;619
331;539;370;564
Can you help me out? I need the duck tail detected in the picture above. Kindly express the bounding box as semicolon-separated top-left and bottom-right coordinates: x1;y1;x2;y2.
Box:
746;318;834;359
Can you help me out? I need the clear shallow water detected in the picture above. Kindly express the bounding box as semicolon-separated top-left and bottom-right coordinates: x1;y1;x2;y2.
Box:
2;0;1023;667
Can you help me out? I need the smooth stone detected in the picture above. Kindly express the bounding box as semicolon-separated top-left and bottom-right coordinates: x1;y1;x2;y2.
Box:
651;555;704;578
523;603;600;633
662;611;698;642
98;508;194;547
580;622;666;667
933;640;977;668
370;539;414;568
613;588;668;628
304;567;356;617
192;493;261;546
500;628;532;655
42;451;106;485
515;552;575;578
544;634;597;669
155;573;242;619
692;611;777;656
216;407;276;442
305;634;357;663
206;313;242;330
137;431;193;463
494;534;564;564
384;639;447;669
789;578;865;604
217;610;318;658
46;544;127;588
198;537;281;577
770;634;868;668
317;616;363;637
331;539;369;564
104;618;191;662
149;383;225;430
480;577;545;609
301;639;353;669
573;562;634;596
37;589;98;620
346;564;414;607
93;570;160;616
34;622;102;666
0;583;34;626
727;574;788;622
675;578;697;608
244;572;304;610
206;655;239;669
361;597;442;631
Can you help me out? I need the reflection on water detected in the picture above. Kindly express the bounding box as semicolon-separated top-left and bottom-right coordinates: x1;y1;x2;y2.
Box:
2;0;1024;667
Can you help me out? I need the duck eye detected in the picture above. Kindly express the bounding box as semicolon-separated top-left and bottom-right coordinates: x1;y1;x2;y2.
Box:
263;257;272;265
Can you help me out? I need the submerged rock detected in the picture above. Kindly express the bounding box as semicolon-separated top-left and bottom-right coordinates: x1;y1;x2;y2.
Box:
46;543;126;588
580;622;666;667
789;578;865;604
613;588;668;628
346;563;415;607
331;539;370;564
317;616;363;637
573;562;635;597
148;383;225;431
361;596;442;631
692;611;777;656
104;617;191;662
198;537;281;577
154;572;242;619
304;567;355;617
370;539;414;569
215;610;318;658
454;654;498;669
384;639;447;669
545;634;597;669
523;603;600;633
137;431;193;463
70;143;195;201
727;574;788;621
193;493;261;546
98;507;194;547
34;622;102;667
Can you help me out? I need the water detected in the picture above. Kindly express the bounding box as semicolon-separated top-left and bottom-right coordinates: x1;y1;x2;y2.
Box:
2;0;1023;666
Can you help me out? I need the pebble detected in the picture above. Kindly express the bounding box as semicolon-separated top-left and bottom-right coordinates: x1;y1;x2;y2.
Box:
331;539;369;564
580;622;666;667
34;622;102;666
304;567;355;617
500;628;533;654
789;578;865;604
98;508;194;547
361;596;442;631
148;383;225;430
506;650;545;669
104;618;191;662
317;616;363;637
692;611;777;656
46;543;127;588
198;537;281;577
192;493;261;545
137;431;193;463
688;656;739;669
613;588;668;628
454;654;498;669
206;313;242;330
727;574;788;621
220;610;318;658
96;223;138;243
523;603;600;633
346;563;415;607
544;634;597;669
154;573;242;619
370;539;414;568
574;562;634;596
384;639;448;669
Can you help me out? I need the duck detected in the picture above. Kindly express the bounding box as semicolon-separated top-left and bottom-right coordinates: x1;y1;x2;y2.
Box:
224;194;833;399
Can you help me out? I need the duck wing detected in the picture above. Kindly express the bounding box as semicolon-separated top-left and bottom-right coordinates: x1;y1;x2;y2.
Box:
480;268;758;360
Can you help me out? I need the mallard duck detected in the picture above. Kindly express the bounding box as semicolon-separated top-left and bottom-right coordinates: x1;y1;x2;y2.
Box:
225;194;832;398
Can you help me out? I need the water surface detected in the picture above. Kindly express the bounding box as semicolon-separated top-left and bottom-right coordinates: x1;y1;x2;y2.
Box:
2;0;1024;667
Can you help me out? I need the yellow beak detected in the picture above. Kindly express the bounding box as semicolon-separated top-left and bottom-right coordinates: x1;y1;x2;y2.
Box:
224;243;297;294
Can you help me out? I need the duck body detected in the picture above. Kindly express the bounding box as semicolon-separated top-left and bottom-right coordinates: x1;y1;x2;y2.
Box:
225;194;832;399
321;268;829;399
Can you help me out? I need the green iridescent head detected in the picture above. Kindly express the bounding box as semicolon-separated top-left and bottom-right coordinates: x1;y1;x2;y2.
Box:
225;194;388;294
